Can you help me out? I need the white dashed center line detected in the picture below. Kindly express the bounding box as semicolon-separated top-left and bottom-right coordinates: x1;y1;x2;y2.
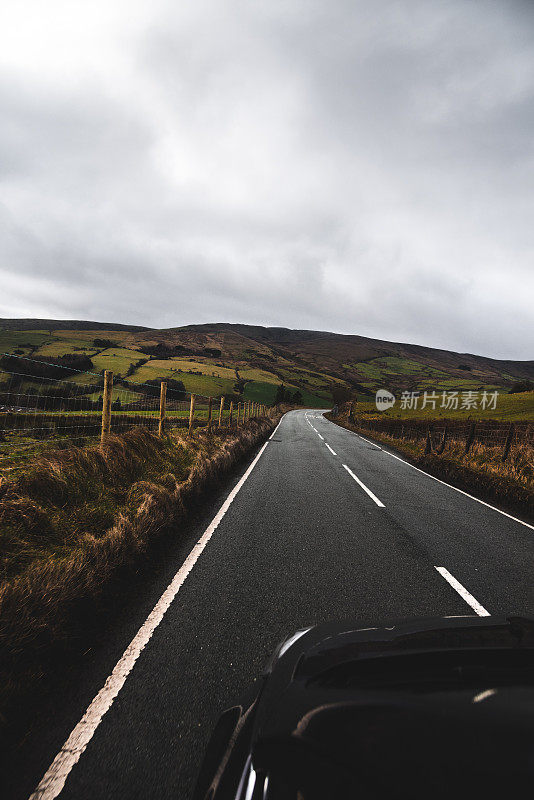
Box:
434;566;490;616
342;464;385;507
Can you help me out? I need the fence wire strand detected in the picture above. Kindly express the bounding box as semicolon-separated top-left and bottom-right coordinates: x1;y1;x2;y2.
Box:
0;354;266;467
346;410;533;460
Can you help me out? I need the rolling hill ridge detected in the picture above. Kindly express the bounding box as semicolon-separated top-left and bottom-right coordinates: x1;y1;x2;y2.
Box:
0;319;532;407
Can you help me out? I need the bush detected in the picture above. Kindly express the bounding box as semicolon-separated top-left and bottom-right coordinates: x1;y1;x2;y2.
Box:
509;381;533;394
126;357;147;377
0;354;94;380
141;378;186;397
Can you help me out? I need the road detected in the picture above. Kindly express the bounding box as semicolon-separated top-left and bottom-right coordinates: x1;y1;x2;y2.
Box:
12;410;534;800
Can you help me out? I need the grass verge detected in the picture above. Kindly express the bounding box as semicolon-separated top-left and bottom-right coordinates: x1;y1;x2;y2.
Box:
327;411;533;520
0;411;282;725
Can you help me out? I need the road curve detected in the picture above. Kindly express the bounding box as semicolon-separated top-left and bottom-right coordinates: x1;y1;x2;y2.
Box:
12;410;534;800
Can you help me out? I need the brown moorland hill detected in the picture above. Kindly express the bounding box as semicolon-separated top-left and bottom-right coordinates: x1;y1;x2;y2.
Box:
0;320;532;404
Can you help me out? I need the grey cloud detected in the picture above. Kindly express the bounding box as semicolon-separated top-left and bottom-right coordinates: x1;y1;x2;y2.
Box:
0;0;532;357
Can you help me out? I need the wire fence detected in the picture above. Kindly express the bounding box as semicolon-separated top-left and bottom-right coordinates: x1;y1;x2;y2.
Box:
344;407;534;461
0;353;269;468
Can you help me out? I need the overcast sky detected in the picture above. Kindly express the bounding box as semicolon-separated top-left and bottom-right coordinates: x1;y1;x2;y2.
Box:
1;0;533;358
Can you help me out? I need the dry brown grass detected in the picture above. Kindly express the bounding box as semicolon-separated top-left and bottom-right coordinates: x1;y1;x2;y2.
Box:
0;411;281;716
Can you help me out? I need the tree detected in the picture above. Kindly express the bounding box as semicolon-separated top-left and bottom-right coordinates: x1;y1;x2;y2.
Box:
332;385;352;405
274;384;286;404
292;390;303;405
112;396;122;411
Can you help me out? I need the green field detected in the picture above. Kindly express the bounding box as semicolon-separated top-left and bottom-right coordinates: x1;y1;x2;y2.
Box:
91;348;143;376
127;365;236;398
33;340;97;357
238;367;281;383
353;357;451;385
240;380;325;406
158;358;237;379
0;330;51;354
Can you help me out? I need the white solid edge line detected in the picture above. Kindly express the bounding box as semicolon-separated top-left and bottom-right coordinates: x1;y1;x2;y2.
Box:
325;443;337;456
358;434;382;450
435;566;490;617
269;418;283;439
29;434;275;800
342;464;385;507
383;450;534;532
323;417;534;532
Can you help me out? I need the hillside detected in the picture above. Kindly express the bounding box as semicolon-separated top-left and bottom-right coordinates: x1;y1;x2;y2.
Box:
0;320;533;408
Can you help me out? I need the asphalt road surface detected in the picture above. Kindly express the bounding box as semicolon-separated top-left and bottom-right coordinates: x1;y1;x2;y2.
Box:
12;410;534;800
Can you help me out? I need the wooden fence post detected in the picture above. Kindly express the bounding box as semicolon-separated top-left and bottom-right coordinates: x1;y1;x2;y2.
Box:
229;401;233;427
502;423;515;462
465;422;476;454
100;370;113;445
219;396;224;427
436;424;448;455
424;429;432;454
207;396;213;433
158;381;167;437
188;394;196;436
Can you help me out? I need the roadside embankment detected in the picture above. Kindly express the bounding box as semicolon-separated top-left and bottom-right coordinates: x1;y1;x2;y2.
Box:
0;411;282;722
